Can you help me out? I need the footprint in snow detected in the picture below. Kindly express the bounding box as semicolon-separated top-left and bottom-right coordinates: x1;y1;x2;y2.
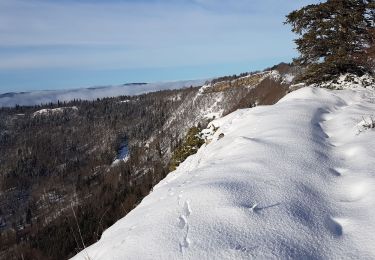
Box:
177;201;191;229
183;201;191;217
178;215;187;229
178;201;192;252
179;235;191;252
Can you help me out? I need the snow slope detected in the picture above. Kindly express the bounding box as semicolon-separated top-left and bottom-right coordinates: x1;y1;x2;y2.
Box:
73;86;375;259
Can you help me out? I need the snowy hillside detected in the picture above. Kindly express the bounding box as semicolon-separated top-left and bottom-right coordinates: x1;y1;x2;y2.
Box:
153;69;292;159
73;86;375;259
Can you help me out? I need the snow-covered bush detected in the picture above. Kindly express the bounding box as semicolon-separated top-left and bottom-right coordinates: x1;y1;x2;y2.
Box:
357;116;375;134
313;74;375;90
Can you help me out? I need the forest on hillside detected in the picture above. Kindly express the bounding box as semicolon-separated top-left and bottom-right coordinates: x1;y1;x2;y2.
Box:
0;63;293;259
0;87;200;259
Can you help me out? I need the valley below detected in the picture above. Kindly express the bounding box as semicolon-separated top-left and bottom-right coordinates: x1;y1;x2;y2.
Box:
0;64;293;259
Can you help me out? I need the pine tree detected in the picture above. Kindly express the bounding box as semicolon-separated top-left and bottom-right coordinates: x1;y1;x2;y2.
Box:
286;0;375;83
26;208;32;225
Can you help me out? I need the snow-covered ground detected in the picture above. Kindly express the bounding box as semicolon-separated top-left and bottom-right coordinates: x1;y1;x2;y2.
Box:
73;86;375;259
32;106;78;117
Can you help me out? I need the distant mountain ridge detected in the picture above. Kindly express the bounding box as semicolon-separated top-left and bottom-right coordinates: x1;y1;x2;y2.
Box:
0;79;206;107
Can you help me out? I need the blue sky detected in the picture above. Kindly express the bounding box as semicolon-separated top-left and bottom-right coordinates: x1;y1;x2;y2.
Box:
0;0;320;92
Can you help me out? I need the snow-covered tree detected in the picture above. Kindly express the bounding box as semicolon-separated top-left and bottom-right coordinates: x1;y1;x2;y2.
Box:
286;0;375;83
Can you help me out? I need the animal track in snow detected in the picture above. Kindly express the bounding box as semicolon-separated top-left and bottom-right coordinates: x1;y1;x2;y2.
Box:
183;201;191;217
178;215;187;229
179;233;191;252
178;201;192;253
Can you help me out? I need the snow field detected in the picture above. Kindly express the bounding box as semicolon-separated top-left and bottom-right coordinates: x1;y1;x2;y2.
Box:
73;86;375;260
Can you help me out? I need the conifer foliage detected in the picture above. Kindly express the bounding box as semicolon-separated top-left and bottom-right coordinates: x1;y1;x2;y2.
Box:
286;0;375;83
169;127;205;171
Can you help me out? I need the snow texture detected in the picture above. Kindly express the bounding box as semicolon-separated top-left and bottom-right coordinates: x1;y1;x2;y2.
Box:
72;86;375;260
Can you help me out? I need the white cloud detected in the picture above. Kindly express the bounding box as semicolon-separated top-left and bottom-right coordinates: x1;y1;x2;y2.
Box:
0;0;320;70
0;79;207;107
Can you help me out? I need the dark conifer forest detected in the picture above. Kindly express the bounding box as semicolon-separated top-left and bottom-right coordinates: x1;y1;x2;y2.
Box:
0;87;199;259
